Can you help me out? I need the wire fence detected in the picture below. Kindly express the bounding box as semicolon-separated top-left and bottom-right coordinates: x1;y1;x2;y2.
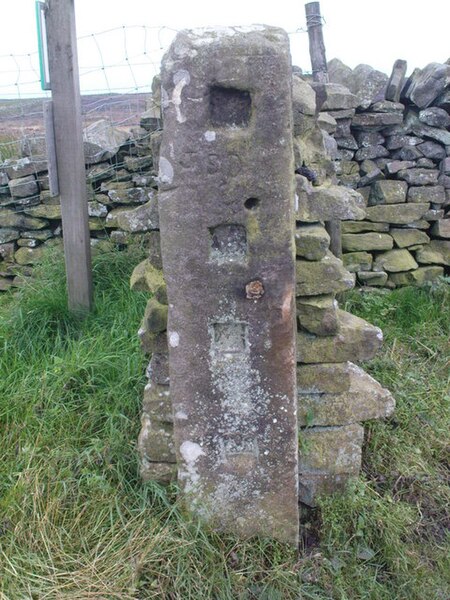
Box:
0;24;312;167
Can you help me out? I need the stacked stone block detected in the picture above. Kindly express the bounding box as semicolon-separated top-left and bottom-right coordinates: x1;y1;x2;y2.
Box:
324;59;450;287
135;71;395;507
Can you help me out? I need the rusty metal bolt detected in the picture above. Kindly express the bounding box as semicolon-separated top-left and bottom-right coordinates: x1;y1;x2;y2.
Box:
246;279;265;300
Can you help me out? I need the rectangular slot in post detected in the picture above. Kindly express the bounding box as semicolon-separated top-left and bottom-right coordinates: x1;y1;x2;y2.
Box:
210;86;251;127
210;224;247;263
212;322;248;354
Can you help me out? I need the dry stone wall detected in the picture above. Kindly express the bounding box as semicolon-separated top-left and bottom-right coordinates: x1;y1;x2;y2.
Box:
321;59;450;287
134;36;395;523
0;116;161;291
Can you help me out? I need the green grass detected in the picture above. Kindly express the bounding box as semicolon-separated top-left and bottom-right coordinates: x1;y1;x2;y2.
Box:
0;250;449;599
0;133;21;161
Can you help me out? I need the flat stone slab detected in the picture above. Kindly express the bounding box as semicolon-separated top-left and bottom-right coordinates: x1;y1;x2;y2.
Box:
297;362;395;426
389;266;444;286
390;228;430;248
297;310;383;364
158;26;299;544
342;232;394;252
365;203;430;224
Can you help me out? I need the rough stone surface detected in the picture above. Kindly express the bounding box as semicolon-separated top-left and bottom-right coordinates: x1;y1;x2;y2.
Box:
297;310;383;364
297;362;395;426
295;224;330;261
140;461;177;484
146;352;169;386
24;204;62;220
3;157;47;179
369;180;408;205
397;168;439;186
342;221;389;234
342;232;394;252
0;228;20;244
116;198;159;232
130;259;166;297
139;329;168;356
297;295;339;336
143;298;168;334
407;119;450;147
138;414;176;463
373;249;419;272
298;424;364;506
389;266;444;286
415;240;450;266
296;177;366;222
352;64;388;109
83;119;130;164
419;141;446;161
407;63;450;108
386;59;407;103
407;186;445;204
365;203;429;224
292;75;316;118
343;251;373;272
317;112;337;133
327;58;354;91
296;252;355;296
312;82;358;112
352;112;403;130
8;175;38;199
157;27;299;544
430;219;450;238
354;145;389;162
357;271;388;286
419;107;450;128
390;228;430;248
384;160;415;175
14;246;44;265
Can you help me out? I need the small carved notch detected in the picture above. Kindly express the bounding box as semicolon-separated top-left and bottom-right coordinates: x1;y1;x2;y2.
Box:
210;224;247;263
210;86;251;127
212;322;248;354
220;435;259;472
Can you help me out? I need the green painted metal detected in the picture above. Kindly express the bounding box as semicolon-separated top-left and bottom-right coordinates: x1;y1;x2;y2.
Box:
35;1;51;90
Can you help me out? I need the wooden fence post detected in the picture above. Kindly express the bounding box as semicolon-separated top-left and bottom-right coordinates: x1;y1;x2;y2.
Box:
305;1;329;84
44;0;93;312
305;2;342;258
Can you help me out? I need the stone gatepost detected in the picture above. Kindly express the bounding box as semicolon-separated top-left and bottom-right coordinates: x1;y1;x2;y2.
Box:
157;26;299;544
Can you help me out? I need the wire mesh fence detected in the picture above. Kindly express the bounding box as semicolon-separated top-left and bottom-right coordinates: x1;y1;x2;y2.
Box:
0;24;311;164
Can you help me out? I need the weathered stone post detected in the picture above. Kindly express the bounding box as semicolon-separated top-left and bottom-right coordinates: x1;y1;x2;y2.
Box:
158;26;299;544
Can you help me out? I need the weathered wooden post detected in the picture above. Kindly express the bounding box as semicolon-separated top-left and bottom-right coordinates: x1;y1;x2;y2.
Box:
158;26;299;544
305;1;329;84
43;0;93;312
305;1;342;258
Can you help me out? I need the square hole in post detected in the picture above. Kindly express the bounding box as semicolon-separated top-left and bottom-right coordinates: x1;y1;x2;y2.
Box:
210;224;247;263
210;86;251;127
212;322;248;354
